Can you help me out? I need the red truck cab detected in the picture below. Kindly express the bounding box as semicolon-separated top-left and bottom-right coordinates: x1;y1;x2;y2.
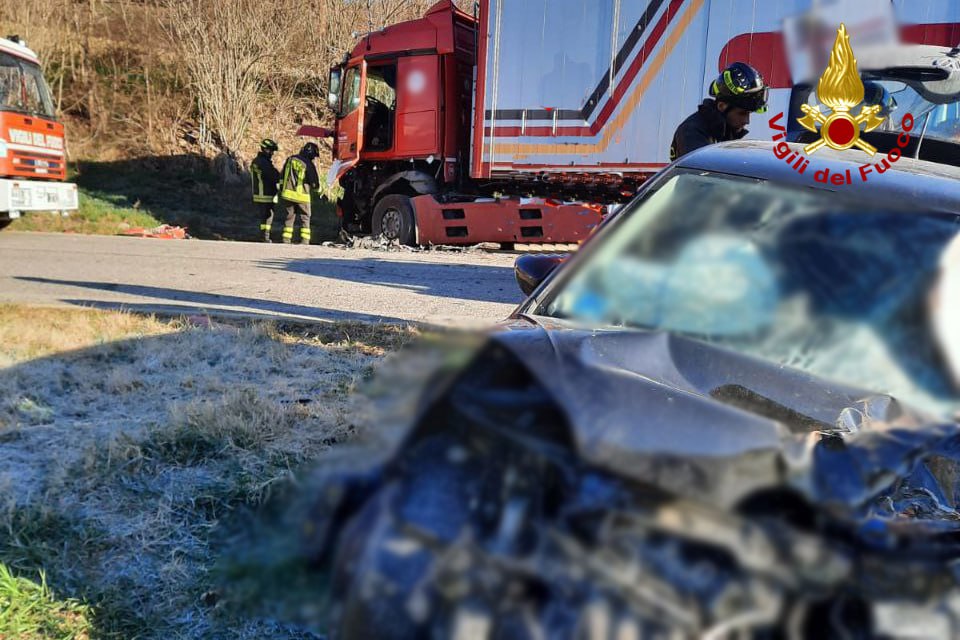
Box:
0;35;78;229
324;1;600;247
326;1;477;239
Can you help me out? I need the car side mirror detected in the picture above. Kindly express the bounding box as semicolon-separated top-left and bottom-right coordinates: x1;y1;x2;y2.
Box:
515;254;566;297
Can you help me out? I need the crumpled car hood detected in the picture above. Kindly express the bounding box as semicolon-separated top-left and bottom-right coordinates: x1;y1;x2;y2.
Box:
484;322;960;518
231;324;960;639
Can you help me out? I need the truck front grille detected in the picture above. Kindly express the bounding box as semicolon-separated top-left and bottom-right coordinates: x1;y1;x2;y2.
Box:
9;149;65;180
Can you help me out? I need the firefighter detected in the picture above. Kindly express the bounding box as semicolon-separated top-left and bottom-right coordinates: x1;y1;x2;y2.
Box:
279;142;321;245
670;62;768;162
250;138;281;242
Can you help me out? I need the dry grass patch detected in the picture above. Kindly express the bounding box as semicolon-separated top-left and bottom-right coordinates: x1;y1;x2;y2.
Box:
270;319;419;356
0;304;175;366
0;305;411;638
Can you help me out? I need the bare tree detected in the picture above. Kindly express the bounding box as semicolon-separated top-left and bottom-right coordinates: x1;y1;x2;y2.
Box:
161;0;298;182
0;0;477;168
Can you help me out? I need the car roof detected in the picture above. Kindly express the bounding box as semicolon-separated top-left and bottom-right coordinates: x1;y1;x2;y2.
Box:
676;140;960;213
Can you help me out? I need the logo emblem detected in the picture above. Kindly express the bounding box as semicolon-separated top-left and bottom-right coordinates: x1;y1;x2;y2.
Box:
797;24;886;155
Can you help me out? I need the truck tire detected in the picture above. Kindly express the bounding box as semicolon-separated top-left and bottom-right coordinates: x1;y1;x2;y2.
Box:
0;219;12;231
372;195;416;246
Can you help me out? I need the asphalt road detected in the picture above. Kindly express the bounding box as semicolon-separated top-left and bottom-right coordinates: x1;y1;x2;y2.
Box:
0;232;523;326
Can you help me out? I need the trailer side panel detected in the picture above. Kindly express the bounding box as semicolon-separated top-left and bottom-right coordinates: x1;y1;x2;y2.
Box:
474;0;960;180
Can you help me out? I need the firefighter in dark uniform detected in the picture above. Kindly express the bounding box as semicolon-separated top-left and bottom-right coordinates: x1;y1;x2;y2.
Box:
670;62;769;162
250;138;281;242
279;142;321;245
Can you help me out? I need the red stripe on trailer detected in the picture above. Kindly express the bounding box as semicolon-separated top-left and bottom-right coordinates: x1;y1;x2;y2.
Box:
485;17;960;142
491;162;667;170
588;0;686;136
411;194;603;245
718;32;792;89
901;23;960;47
718;23;960;90
486;125;596;138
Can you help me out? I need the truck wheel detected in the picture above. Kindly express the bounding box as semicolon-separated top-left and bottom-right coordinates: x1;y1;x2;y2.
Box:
0;219;12;231
372;195;416;246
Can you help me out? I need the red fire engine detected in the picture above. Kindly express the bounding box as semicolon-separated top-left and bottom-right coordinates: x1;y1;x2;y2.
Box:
0;35;77;230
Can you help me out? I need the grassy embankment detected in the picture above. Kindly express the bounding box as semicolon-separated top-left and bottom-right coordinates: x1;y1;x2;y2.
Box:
0;304;415;638
7;164;341;242
2;0;344;244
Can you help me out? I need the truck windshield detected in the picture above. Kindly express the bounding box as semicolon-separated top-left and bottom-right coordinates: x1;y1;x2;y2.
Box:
0;52;56;118
537;170;960;418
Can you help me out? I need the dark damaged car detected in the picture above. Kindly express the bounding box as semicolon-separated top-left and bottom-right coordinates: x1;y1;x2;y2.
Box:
312;141;960;639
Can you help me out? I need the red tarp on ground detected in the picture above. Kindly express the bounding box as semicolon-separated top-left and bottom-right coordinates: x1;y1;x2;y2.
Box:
118;225;189;240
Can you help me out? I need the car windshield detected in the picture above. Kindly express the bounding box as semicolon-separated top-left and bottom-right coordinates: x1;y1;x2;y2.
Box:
0;52;56;118
538;170;960;418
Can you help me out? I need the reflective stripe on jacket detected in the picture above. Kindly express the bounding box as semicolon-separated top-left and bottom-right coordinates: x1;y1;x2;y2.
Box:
250;152;280;203
280;154;319;204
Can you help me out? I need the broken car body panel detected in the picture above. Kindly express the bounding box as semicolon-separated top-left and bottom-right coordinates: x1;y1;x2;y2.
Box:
306;142;960;638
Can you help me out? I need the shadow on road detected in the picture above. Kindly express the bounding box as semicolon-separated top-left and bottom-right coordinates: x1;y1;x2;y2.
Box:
16;277;405;324
258;257;520;305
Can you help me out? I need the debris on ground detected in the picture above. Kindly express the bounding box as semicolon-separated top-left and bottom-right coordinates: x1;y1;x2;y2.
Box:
321;233;516;254
118;224;190;239
322;234;470;253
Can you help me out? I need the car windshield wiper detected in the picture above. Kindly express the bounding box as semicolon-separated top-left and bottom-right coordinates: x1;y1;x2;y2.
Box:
515;312;546;328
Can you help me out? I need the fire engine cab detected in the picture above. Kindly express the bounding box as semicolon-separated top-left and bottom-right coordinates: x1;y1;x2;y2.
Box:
0;35;77;229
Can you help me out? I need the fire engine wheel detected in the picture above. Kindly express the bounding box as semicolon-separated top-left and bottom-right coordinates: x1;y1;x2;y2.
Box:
372;195;416;246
